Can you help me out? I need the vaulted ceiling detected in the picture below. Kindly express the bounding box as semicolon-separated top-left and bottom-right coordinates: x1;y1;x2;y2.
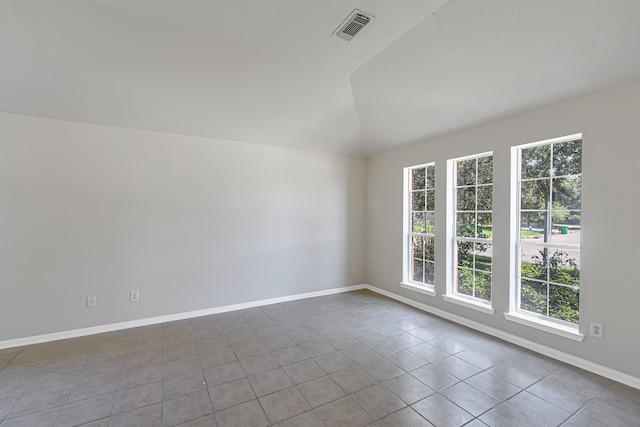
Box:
1;1;639;154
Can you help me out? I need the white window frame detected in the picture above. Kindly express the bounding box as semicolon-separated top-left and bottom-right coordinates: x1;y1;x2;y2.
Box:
506;133;584;341
401;163;436;297
444;152;494;314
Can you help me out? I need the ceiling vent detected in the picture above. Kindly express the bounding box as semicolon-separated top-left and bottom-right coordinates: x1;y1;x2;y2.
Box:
333;9;374;41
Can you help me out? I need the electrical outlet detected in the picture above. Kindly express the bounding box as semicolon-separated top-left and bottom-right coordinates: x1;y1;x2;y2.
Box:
86;296;97;308
130;290;140;302
590;322;603;339
352;265;357;273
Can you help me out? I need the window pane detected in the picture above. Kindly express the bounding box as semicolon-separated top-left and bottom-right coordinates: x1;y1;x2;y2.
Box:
521;246;548;281
521;180;548;210
425;261;435;284
476;272;491;301
456;213;475;237
425;237;435;262
457;241;473;267
521;279;548;316
412;213;425;233
477;156;493;184
521;145;551;179
566;210;581;228
412;260;424;282
457;268;473;296
475;243;492;273
552;177;581;210
457;187;476;211
548;249;580;286
549;284;579;324
477;213;492;238
412;190;425;211
412;236;425;260
424;212;435;234
552;139;581;177
520;211;545;240
457;159;476;186
412;168;425;190
548;221;581;244
551;209;581;230
477;186;492;211
426;189;435;211
426;166;435;190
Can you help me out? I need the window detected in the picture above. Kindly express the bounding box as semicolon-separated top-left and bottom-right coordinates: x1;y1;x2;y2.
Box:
515;134;582;327
403;164;436;293
451;154;493;304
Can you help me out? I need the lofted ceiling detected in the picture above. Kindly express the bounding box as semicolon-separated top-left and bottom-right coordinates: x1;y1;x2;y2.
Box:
1;0;639;154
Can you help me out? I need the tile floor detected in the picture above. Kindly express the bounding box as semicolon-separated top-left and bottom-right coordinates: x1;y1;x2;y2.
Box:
0;290;638;427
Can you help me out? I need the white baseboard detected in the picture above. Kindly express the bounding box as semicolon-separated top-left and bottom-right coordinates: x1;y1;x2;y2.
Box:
0;284;367;350
363;284;640;391
2;282;637;391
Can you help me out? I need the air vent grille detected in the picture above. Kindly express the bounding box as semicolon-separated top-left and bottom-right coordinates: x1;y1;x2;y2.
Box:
334;10;374;41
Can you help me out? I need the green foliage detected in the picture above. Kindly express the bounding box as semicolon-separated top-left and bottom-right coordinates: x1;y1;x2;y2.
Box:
457;267;491;301
567;214;581;225
549;285;579;323
426;166;435;190
521;248;580;324
521;139;581;179
521;280;547;316
411;165;436;237
457;268;473;296
456;223;489;258
412;213;435;234
553;139;582;176
478;156;493;184
521;145;551;179
520;140;582;242
456;221;491;302
411;234;435;285
412;165;435;191
412;168;425;190
457;159;476;186
551;201;569;224
520;229;543;238
475;272;491;301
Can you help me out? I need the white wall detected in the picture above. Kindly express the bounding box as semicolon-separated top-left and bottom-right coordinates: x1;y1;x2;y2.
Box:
0;113;366;341
366;78;640;379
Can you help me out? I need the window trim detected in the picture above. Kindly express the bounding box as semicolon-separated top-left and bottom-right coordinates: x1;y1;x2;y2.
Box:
402;162;437;295
508;133;583;336
504;312;585;342
443;294;495;315
400;281;437;297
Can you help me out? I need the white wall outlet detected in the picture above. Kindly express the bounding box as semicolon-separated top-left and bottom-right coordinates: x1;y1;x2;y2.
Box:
130;290;140;302
590;322;604;339
86;296;97;308
352;265;357;273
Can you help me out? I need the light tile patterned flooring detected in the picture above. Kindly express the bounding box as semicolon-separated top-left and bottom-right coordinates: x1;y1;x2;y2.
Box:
0;290;638;426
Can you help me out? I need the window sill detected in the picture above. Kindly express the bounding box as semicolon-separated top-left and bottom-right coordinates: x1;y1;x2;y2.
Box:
442;294;495;315
504;312;585;342
399;282;436;297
